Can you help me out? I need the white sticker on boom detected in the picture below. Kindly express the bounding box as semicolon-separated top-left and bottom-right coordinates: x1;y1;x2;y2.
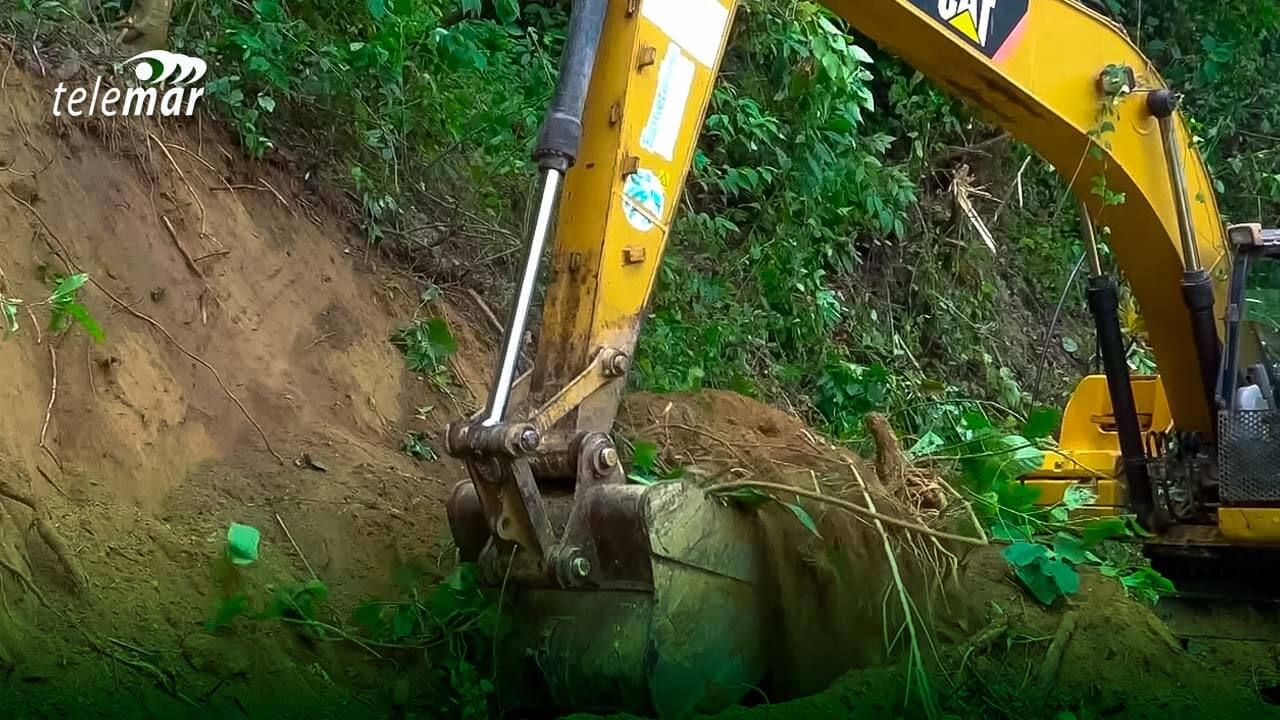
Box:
639;45;695;161
622;168;665;232
640;0;730;68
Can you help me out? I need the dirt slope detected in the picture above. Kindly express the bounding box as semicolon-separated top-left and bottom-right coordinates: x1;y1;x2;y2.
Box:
0;62;495;716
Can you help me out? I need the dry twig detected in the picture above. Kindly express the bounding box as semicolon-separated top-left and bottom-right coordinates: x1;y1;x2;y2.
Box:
703;478;987;546
0;478;87;591
275;512;317;580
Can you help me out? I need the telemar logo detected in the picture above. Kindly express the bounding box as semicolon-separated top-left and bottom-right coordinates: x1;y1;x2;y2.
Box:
53;50;207;118
913;0;1030;59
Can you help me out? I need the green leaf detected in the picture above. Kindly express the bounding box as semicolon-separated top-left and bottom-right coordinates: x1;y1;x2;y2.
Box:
905;430;945;459
850;45;874;64
62;302;104;342
783;502;821;538
461;0;482;17
1053;532;1087;564
1061;337;1080;353
257;94;276;112
205;592;251;631
51;272;88;302
352;600;388;638
991;519;1032;542
1014;563;1061;605
632;440;659;472
2;302;17;334
1023;407;1061;439
997;480;1042;513
1046;557;1080;595
1001;541;1048;568
365;0;387;20
1063;485;1098;510
226;523;261;566
391;603;416;640
1081;516;1131;547
715;486;772;507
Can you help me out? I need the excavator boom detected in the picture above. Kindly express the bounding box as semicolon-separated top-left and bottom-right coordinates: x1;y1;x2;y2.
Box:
443;0;1234;715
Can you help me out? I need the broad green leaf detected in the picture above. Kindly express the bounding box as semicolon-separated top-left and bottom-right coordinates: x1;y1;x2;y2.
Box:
1014;563;1061;605
1053;532;1087;564
1046;557;1080;595
997;479;1042;513
352;600;388;638
1049;506;1070;523
205;592;250;631
63;302;104;342
991;519;1032;542
365;0;387;20
1061;337;1080;353
905;430;945;459
1023;407;1062;439
715;486;772;507
226;523;261;566
391;603;416;639
461;0;482;17
632;440;659;472
783;502;821;538
51;272;88;302
1081;516;1131;547
1001;541;1048;568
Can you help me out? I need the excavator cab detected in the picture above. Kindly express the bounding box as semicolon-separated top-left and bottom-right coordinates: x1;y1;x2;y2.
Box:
1215;225;1280;529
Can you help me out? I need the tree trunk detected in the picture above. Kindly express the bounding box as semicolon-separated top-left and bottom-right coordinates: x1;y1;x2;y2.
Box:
116;0;174;52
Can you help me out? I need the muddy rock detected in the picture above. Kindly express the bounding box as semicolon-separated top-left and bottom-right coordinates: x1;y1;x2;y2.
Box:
181;633;251;677
5;176;38;203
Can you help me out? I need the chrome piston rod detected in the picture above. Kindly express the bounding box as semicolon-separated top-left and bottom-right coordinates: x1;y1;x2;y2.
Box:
482;169;563;426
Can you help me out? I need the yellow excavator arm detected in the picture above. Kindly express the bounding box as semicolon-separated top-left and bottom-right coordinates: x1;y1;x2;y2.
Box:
443;0;1233;715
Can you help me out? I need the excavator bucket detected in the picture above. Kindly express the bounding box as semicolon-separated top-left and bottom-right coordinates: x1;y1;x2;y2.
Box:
478;481;770;717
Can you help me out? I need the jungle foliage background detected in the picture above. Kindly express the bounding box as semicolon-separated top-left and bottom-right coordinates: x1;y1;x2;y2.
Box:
48;0;1280;446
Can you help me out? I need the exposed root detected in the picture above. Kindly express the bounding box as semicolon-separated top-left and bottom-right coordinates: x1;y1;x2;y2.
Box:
147;131;209;239
0;479;87;592
866;413;948;516
852;463;939;719
704;478;987;546
37;344;60;470
1035;611;1077;699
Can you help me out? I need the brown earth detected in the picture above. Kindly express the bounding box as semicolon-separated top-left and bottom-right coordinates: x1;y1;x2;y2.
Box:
0;57;1275;720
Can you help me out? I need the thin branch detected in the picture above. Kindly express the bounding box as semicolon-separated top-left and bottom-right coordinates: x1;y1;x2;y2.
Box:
703;478;987;546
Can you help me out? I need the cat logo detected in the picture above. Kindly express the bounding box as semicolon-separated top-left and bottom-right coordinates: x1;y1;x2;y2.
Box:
911;0;1029;59
938;0;998;46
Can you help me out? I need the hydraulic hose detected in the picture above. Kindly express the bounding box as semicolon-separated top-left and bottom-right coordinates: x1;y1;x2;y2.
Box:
1087;275;1158;529
533;0;608;172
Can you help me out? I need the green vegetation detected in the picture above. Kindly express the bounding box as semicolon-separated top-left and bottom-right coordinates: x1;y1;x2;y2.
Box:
206;526;499;718
1;270;105;342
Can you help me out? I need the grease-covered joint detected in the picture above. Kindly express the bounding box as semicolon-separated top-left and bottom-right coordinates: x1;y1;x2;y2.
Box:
601;348;630;377
1147;88;1180;119
549;544;592;588
446;420;541;458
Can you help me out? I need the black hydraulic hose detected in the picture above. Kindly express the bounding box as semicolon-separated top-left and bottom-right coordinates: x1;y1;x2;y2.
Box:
1087;275;1158;529
1031;253;1088;405
533;0;608;172
1182;268;1224;415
